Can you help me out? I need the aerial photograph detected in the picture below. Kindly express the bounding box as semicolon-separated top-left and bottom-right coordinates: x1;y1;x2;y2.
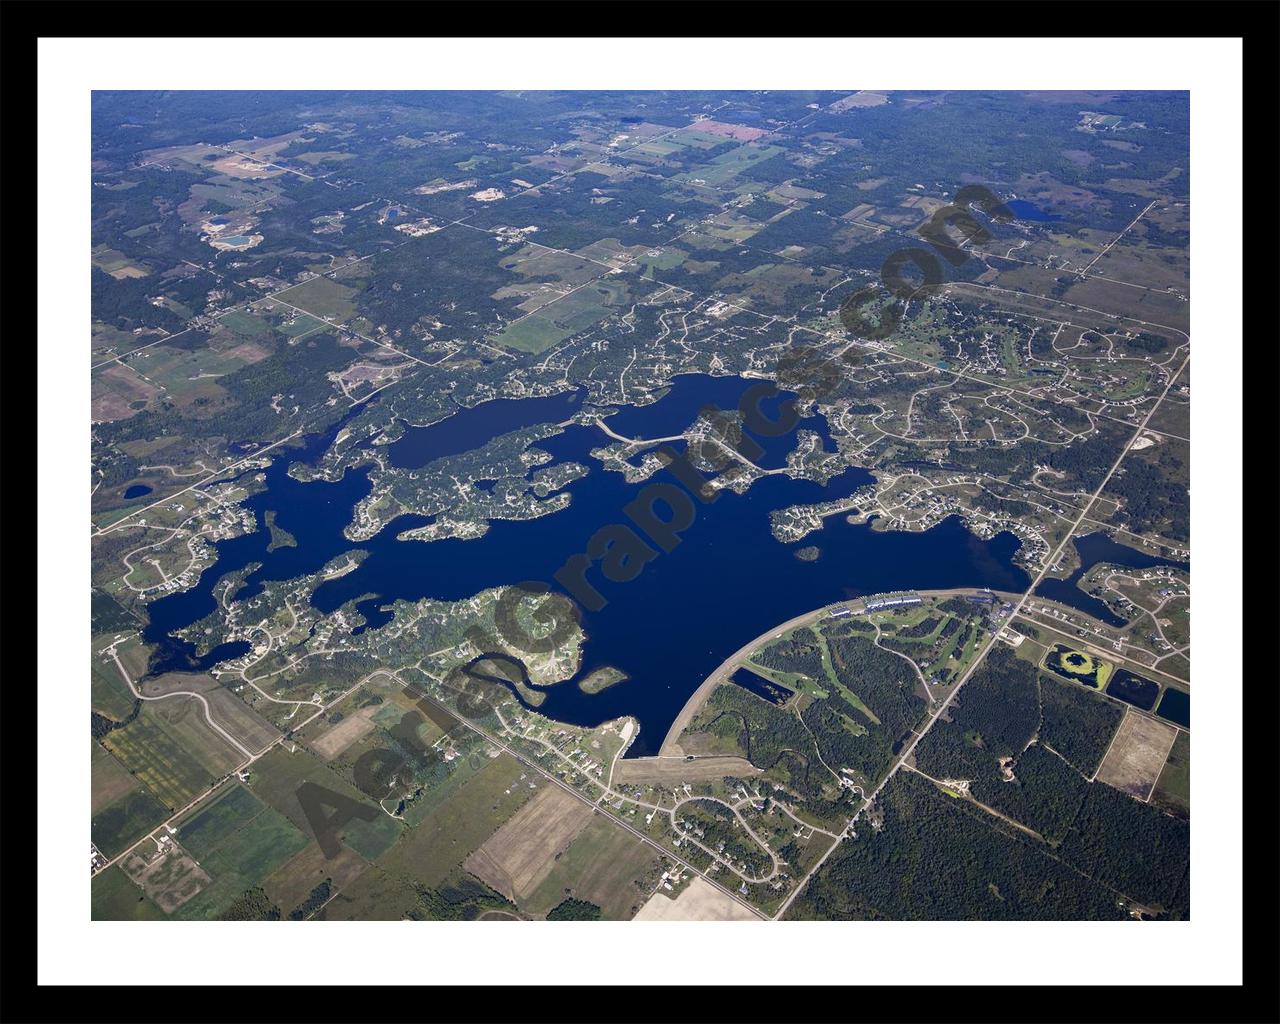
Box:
88;88;1192;924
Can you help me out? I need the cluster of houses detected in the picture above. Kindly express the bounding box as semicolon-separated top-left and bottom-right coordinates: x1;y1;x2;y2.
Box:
860;593;923;614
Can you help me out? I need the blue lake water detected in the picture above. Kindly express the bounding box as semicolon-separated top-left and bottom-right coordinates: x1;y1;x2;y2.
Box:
124;484;153;500
730;667;793;705
1034;533;1188;627
1008;199;1063;223
390;389;586;469
1105;669;1159;712
144;374;1032;755
600;373;837;471
1156;687;1190;728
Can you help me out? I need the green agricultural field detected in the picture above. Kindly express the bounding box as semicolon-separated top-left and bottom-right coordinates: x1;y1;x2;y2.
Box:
340;809;404;861
375;752;531;890
273;276;360;322
175;783;268;859
683;143;785;187
170;800;310;920
313;864;422;921
111;633;152;680
631;138;685;157
220;309;275;340
92;866;166;921
121;342;254;404
91;655;138;721
398;740;489;829
261;841;370;916
523;813;665;920
276;312;330;338
636;248;688;280
91;245;150;278
491;277;638;352
92;787;170;859
102;701;242;810
246;745;401;860
1150;730;1190;818
547;281;630;332
92;741;147;815
489;313;569;353
189;180;277;210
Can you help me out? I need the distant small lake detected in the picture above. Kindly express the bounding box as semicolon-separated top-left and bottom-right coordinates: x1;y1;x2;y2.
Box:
1156;687;1190;728
600;373;836;471
389;389;586;469
1007;199;1063;223
1105;669;1160;711
730;668;793;705
219;235;251;246
124;484;153;500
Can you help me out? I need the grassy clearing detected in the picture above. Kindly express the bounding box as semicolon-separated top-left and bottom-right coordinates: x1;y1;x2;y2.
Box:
174;783;267;859
220;309;275;340
743;658;825;698
1150;730;1190;818
312;864;420;920
92;787;170;859
261;840;369;915
489;314;570;353
340;810;403;861
273;276;360;322
376;753;530;889
91;656;139;721
91;866;166;921
247;745;401;860
170;803;310;920
523;812;665;920
683;143;784;187
92;244;150;278
637;248;687;280
814;631;880;722
276;311;330;338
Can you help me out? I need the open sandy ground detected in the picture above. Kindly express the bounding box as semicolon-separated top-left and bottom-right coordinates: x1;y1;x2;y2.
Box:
464;785;594;901
632;876;759;921
1097;710;1178;800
